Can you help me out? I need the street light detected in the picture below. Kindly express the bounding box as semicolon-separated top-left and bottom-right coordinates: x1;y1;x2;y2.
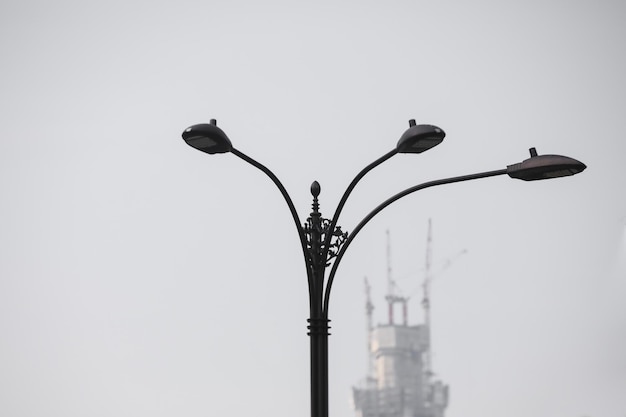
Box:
181;120;586;417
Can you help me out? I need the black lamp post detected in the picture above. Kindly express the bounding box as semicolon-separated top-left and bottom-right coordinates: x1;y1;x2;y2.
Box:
181;119;586;417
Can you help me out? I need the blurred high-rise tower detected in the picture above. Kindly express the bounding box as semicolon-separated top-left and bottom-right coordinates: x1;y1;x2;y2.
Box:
352;223;449;417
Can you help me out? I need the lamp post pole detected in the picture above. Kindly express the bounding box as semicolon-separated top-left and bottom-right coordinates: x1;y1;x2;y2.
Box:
306;180;330;417
181;120;586;417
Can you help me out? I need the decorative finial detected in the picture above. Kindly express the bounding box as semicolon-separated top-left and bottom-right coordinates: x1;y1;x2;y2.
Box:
311;181;321;197
210;119;217;125
529;147;538;157
409;119;416;127
310;181;321;216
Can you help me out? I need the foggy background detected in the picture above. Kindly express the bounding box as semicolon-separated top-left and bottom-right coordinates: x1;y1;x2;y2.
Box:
1;1;624;417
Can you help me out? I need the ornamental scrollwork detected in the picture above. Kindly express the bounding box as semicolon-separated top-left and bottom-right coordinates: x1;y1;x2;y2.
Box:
303;217;349;267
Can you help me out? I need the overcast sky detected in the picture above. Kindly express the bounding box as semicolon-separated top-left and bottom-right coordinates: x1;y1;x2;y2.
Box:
1;1;625;417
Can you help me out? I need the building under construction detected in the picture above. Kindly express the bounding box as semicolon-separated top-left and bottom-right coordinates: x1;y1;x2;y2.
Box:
352;222;452;417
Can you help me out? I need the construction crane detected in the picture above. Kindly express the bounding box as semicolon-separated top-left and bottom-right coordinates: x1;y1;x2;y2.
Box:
422;219;434;380
363;276;376;386
384;230;408;326
422;219;466;381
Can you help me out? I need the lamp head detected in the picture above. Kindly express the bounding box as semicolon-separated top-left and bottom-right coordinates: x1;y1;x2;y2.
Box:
182;119;232;154
507;147;586;181
396;120;445;154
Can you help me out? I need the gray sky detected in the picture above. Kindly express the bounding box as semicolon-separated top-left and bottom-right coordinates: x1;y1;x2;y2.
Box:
1;1;625;417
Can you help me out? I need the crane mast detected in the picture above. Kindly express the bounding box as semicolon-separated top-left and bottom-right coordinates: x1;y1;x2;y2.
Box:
422;219;434;380
364;277;375;385
385;230;407;325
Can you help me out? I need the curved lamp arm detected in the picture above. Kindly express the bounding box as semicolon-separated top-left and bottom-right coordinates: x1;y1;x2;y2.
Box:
322;168;508;315
231;148;314;304
320;121;446;262
321;149;397;262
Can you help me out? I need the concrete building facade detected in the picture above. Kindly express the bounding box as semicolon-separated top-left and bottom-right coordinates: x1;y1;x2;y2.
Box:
352;322;448;417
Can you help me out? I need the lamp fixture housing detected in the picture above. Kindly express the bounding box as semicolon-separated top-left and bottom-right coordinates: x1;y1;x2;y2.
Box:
396;120;445;154
507;147;586;181
182;119;232;154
